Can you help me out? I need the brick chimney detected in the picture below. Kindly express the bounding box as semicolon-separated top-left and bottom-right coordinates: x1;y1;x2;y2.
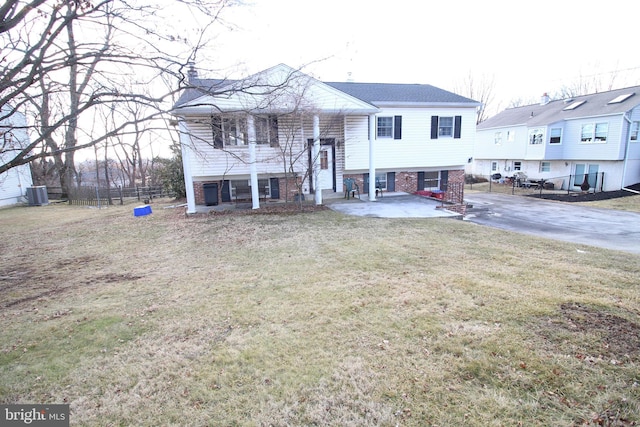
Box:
187;62;198;82
540;92;550;105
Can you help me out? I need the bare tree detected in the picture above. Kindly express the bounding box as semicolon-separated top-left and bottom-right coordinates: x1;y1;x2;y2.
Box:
454;71;496;124
1;0;240;195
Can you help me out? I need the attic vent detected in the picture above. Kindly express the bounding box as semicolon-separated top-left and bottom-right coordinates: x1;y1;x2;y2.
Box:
608;93;635;104
563;100;586;111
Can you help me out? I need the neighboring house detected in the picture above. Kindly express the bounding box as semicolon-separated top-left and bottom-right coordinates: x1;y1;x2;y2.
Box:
472;86;640;192
0;105;33;207
172;64;480;214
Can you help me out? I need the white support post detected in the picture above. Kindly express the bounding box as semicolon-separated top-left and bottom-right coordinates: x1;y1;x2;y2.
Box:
179;120;197;214
313;115;322;205
247;115;260;209
368;114;376;201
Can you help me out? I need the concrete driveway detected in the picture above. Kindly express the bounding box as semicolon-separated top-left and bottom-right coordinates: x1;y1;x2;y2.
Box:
464;192;640;255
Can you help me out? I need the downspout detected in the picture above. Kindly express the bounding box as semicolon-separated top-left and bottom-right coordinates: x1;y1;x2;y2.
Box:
179;120;197;214
368;114;376;201
247;115;260;209
621;112;632;191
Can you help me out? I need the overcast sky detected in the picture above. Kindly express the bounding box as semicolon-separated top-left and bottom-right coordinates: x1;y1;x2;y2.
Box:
198;0;640;116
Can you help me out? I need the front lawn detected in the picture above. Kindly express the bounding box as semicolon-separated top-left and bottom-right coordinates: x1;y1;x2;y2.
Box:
1;201;638;426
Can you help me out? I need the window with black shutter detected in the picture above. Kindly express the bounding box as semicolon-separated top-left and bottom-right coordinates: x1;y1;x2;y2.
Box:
394;116;402;139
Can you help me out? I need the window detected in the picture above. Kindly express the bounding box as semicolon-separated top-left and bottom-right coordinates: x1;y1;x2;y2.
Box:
563;100;586;110
514;161;522;171
424;171;439;189
631;121;639;142
211;116;248;147
540;162;551;172
375;173;386;190
222;117;247;146
320;151;328;170
439;117;454;137
377;117;393;138
581;122;608;143
529;128;543;144
595;123;608;142
608;93;634;104
431;115;462;139
507;131;515;142
491;161;498;172
494;131;502;145
255;116;279;146
549;128;562;144
376;116;402;139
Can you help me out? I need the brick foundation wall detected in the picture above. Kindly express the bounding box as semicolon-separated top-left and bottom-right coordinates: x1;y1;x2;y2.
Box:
194;181;206;205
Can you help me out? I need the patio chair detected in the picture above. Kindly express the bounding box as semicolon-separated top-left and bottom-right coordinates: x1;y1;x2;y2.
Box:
375;178;384;197
343;178;360;200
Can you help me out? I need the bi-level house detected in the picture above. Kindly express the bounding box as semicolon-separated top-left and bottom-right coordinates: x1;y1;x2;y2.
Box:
471;86;640;192
172;64;480;214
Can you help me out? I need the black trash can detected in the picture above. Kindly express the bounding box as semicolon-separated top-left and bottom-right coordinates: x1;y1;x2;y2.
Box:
203;183;219;206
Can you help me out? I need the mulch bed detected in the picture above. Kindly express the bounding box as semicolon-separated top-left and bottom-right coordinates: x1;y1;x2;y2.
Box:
530;183;640;203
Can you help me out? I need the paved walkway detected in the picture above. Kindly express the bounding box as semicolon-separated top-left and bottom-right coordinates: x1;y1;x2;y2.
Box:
325;192;460;218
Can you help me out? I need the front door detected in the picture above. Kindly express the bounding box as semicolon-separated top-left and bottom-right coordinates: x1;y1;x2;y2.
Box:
317;146;334;190
308;138;336;192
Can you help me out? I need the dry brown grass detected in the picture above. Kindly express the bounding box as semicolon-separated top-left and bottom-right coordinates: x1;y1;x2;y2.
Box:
1;200;639;426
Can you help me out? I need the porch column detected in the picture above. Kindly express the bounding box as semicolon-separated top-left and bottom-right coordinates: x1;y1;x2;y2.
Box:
368;113;376;201
179;120;197;214
313;115;322;205
247;115;260;209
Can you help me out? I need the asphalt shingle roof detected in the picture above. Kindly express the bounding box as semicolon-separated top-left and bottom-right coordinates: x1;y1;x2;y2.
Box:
174;75;479;109
324;81;478;105
478;85;640;129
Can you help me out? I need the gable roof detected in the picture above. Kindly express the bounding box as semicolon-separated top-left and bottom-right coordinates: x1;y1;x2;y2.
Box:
173;64;480;113
173;63;379;115
478;85;640;130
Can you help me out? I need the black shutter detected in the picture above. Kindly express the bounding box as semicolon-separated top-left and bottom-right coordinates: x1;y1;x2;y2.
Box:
270;117;279;147
363;173;369;194
454;116;462;139
211;116;223;149
431;116;439;139
221;180;231;202
386;172;395;192
394;116;402;140
417;172;425;191
269;177;280;199
440;170;448;191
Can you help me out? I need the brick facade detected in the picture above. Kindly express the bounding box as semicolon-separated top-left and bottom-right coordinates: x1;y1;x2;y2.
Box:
343;169;465;203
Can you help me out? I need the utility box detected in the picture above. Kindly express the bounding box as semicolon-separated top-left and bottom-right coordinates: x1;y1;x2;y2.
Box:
203;183;219;206
26;186;49;206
